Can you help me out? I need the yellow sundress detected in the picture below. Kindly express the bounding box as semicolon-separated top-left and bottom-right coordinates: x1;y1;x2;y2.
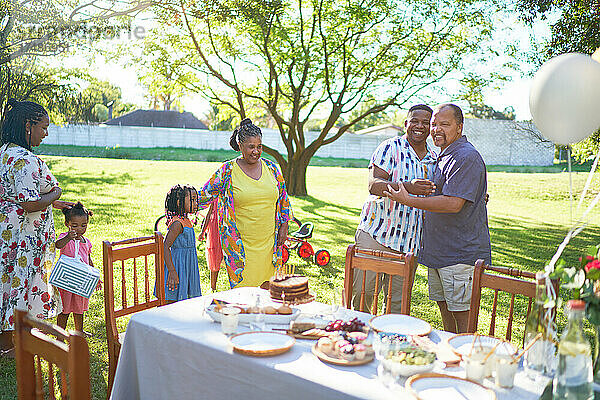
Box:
232;160;278;287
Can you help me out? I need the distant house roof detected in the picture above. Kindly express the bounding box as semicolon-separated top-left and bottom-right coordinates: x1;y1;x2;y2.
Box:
354;123;403;136
105;109;208;129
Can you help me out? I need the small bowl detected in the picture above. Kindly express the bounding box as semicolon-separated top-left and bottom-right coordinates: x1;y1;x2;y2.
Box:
382;358;436;377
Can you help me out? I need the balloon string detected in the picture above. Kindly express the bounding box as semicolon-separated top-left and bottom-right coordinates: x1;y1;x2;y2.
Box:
577;148;600;214
568;146;573;226
547;147;600;270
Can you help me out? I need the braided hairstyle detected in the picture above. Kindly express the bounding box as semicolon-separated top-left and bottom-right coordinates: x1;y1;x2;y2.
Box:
165;184;197;225
1;98;48;151
62;201;93;223
229;118;262;151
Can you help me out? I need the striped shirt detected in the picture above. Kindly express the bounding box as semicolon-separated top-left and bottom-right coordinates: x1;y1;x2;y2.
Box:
357;135;436;255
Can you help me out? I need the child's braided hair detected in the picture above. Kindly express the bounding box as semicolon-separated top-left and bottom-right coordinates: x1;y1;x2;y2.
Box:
165;184;197;225
1;98;48;151
229;118;262;151
62;201;93;223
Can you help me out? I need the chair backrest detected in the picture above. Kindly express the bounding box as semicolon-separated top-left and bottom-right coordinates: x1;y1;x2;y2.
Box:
103;232;165;395
103;232;166;331
343;244;416;315
467;259;559;342
15;309;90;400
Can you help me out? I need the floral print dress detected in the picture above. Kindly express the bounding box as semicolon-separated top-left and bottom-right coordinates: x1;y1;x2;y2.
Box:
0;143;61;331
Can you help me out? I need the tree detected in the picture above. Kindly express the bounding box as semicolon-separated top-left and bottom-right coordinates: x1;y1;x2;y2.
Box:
203;104;235;131
0;0;152;113
50;69;135;123
348;97;394;131
120;29;195;111
517;0;600;60
154;0;500;195
459;72;515;120
516;1;600;158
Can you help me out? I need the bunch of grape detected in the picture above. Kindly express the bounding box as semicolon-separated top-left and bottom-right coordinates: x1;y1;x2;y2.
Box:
325;317;365;332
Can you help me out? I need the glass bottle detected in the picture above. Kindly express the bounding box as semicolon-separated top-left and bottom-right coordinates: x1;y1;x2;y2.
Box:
553;300;593;400
524;272;557;378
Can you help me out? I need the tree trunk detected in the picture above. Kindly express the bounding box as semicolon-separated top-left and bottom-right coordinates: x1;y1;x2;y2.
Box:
285;154;310;197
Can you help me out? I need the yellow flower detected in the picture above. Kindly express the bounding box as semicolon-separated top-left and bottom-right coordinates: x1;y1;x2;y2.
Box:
48;243;55;253
1;274;9;283
13;159;25;170
11;276;20;288
18;256;27;268
0;214;6;223
2;154;8;164
1;230;11;241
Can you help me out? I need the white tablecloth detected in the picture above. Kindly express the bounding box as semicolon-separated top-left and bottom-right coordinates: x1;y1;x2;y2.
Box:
110;287;549;400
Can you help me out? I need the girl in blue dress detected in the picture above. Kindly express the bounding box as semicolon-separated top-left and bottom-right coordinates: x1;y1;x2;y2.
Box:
161;184;202;302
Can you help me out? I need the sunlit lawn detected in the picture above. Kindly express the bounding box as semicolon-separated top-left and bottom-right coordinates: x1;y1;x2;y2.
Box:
0;154;599;399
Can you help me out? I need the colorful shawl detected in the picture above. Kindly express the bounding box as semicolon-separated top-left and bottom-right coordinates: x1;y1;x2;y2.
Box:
198;158;292;288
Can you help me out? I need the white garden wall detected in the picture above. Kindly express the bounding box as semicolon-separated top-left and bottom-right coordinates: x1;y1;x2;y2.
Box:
45;119;554;166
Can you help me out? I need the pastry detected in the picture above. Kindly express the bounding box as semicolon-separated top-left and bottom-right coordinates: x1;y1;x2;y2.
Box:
317;337;334;355
277;305;293;315
354;344;366;360
263;306;277;315
340;344;355;361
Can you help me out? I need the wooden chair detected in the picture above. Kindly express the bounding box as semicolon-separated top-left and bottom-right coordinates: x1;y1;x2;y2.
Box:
14;309;90;400
343;244;416;315
103;232;166;396
467;259;559;342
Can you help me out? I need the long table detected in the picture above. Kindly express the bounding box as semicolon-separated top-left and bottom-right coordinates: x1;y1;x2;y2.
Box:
110;287;548;400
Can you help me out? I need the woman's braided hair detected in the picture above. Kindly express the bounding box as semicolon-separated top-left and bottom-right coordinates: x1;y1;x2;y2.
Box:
62;201;93;223
165;184;197;225
1;98;48;151
229;118;262;151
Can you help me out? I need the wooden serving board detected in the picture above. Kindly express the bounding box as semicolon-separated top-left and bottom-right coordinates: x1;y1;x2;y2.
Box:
311;344;374;366
287;328;330;340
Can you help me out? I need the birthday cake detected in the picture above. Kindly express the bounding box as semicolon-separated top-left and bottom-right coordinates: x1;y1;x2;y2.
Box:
269;274;310;302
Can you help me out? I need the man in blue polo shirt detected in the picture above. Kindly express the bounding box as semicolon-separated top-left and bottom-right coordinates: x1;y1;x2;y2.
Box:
384;103;491;333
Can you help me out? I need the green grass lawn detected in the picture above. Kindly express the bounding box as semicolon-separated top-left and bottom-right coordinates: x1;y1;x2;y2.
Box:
1;154;599;399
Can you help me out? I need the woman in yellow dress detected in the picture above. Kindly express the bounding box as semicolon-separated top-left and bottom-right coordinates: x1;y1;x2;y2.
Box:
198;119;291;288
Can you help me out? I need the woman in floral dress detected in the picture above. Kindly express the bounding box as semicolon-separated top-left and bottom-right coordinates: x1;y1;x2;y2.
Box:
0;99;72;357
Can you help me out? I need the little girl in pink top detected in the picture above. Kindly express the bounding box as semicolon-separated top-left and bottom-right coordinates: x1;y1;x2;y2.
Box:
55;202;100;334
199;198;223;292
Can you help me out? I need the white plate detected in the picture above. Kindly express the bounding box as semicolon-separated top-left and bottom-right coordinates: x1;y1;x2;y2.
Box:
406;373;496;400
206;304;300;324
446;334;516;357
230;331;295;356
369;314;432;336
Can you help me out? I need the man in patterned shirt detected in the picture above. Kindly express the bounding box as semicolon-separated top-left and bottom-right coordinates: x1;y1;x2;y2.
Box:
384;104;491;333
351;104;437;313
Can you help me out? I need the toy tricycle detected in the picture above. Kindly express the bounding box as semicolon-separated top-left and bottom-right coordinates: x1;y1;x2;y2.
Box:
282;217;331;266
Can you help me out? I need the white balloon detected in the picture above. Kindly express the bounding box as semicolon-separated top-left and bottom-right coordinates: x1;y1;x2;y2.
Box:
529;53;600;145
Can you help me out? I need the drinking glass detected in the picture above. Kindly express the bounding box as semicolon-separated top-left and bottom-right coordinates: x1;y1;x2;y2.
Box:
221;307;240;335
495;355;518;388
329;291;340;319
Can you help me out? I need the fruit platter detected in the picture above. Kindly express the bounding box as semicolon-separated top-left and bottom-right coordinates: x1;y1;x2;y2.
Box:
287;317;368;339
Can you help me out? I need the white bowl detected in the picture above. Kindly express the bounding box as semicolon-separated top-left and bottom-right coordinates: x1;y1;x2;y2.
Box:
382;358;436;377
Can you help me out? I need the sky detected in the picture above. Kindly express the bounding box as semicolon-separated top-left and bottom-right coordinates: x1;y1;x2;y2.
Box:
51;9;554;122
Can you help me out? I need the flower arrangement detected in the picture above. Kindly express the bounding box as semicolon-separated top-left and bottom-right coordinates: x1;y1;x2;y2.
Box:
551;244;600;324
